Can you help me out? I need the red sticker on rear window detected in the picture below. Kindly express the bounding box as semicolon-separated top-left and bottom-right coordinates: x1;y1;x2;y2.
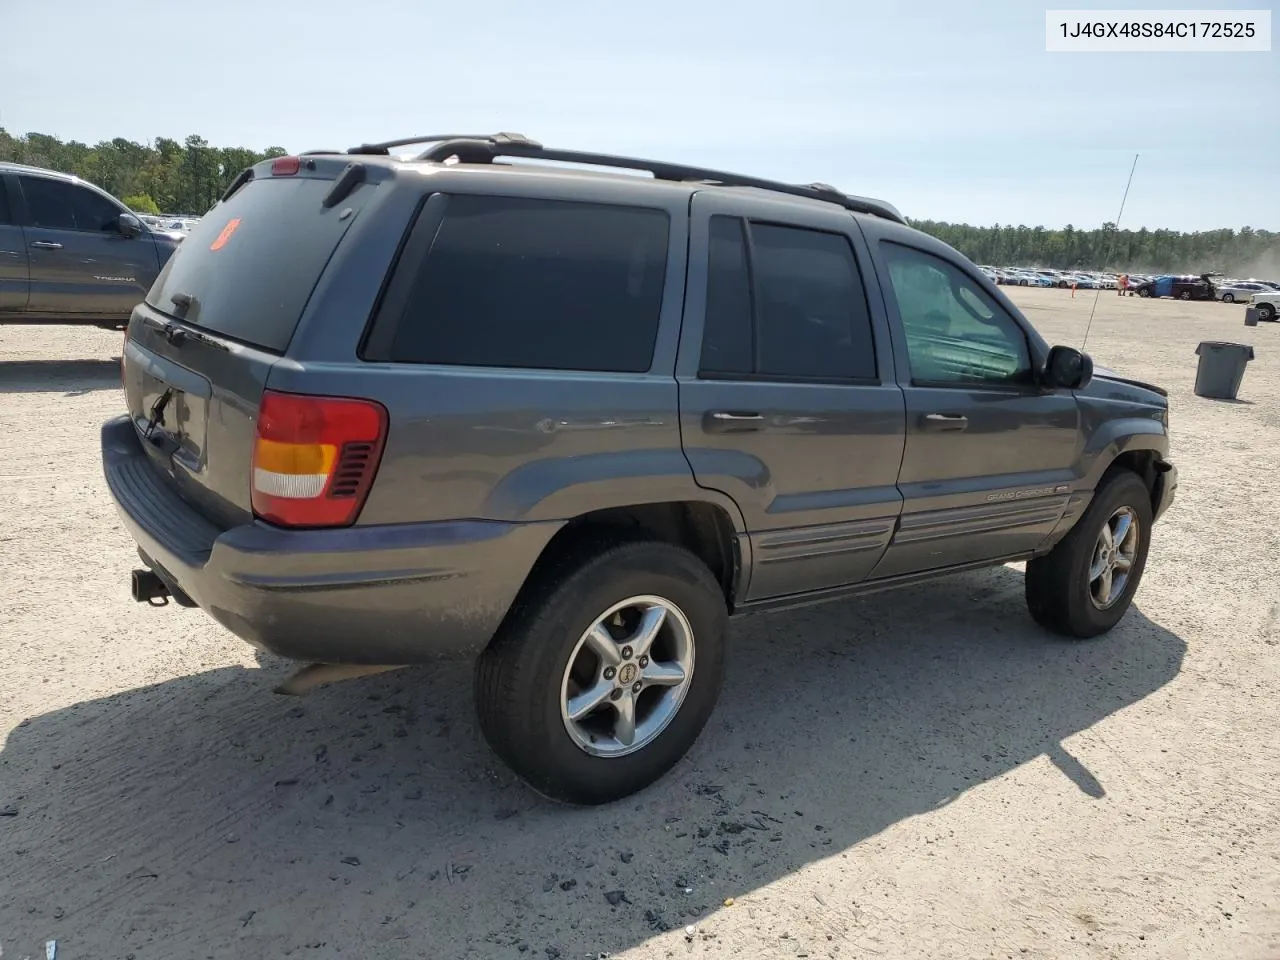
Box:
210;218;241;251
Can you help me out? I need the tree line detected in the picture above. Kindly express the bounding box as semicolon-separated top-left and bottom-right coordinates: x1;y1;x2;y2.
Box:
2;130;1276;276
910;219;1279;277
0;129;285;216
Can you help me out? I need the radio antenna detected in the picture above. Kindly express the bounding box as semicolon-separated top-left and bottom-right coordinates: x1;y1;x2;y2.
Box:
1081;152;1140;351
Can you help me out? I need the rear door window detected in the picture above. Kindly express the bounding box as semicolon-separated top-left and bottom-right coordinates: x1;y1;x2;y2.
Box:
379;195;670;373
752;223;877;380
698;216;878;381
699;216;754;376
145;176;371;353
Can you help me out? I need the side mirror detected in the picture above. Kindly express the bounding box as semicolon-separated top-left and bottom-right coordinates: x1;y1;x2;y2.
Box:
117;213;142;238
1043;345;1094;390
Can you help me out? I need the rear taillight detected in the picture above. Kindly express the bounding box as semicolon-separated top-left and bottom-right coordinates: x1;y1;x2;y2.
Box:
271;155;302;176
251;390;388;528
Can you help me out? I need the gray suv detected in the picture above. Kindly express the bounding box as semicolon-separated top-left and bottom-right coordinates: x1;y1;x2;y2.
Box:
0;162;180;326
101;134;1178;804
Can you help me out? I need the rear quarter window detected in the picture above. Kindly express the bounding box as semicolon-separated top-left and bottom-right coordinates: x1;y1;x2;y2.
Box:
373;195;670;373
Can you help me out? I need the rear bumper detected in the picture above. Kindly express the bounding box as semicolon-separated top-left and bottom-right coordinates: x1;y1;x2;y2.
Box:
101;415;561;664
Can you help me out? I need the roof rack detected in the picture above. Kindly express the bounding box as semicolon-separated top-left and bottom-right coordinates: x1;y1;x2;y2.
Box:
345;132;543;156
359;133;905;224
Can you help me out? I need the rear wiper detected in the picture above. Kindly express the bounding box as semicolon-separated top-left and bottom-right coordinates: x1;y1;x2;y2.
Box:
179;327;229;351
139;307;230;352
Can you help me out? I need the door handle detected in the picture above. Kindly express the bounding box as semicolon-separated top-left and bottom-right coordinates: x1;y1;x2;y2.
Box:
921;412;969;432
30;241;63;250
705;411;765;433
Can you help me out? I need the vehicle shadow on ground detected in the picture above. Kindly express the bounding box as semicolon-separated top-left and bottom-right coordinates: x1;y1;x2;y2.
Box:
0;358;121;395
0;565;1185;959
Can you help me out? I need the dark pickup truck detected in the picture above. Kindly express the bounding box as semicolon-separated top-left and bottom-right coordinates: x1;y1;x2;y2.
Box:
0;162;180;326
101;134;1178;804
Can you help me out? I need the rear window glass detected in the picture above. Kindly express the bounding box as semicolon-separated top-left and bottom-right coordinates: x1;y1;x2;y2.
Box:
383;195;669;372
145;176;368;353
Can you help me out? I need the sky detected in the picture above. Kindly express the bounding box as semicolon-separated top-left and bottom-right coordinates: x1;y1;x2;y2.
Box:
3;0;1277;232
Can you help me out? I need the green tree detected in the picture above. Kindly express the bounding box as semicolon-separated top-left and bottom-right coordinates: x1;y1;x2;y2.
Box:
904;216;1277;274
0;128;287;216
122;194;161;214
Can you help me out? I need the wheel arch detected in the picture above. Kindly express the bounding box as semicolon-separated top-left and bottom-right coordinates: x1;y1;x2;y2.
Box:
503;499;748;622
1085;429;1171;518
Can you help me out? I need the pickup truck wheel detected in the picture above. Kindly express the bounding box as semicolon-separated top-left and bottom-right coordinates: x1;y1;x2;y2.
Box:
1025;470;1152;639
474;541;727;805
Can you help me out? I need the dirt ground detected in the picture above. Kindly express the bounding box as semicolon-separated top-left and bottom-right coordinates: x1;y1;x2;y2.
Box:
1;289;1277;960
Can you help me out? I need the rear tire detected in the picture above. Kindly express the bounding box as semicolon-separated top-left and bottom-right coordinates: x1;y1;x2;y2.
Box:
474;540;727;805
1258;304;1276;322
1179;290;1192;301
1025;470;1153;639
1138;288;1150;298
1222;293;1235;303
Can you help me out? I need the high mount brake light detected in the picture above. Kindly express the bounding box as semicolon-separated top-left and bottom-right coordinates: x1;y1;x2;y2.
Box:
271;156;302;176
251;390;388;528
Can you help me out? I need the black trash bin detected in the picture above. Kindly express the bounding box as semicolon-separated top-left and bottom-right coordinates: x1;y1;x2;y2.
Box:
1244;307;1259;327
1194;341;1255;400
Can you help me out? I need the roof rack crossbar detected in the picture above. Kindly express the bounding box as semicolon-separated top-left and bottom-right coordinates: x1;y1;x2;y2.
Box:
348;132;541;156
413;137;905;224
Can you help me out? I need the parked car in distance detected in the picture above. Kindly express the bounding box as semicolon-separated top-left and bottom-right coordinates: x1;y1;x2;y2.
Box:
1215;280;1270;303
0;162;181;327
1009;271;1052;287
101;133;1178;805
1063;274;1099;289
1248;289;1278;321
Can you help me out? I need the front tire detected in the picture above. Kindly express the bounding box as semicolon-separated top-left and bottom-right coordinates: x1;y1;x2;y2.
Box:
1137;288;1150;298
1222;293;1235;303
475;540;727;805
1025;470;1153;639
1258;304;1276;322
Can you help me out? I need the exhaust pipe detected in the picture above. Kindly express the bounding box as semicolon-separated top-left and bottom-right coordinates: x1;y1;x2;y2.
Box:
131;568;170;605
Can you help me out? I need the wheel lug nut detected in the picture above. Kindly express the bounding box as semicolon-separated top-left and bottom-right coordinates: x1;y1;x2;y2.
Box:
603;667;616;680
610;689;623;701
638;656;649;668
621;646;633;660
632;681;642;694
